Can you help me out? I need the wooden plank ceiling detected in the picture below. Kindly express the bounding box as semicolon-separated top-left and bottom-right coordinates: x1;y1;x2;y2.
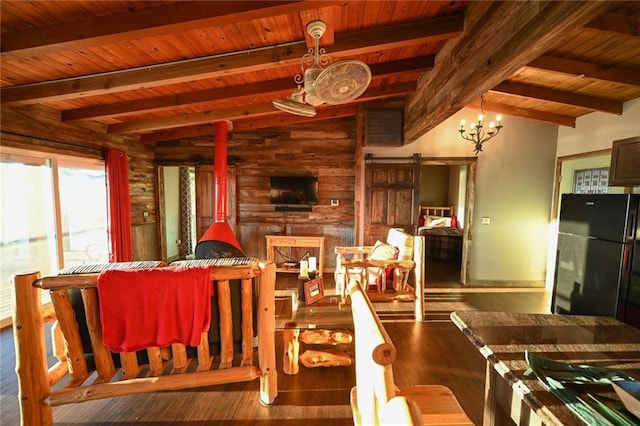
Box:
1;1;639;145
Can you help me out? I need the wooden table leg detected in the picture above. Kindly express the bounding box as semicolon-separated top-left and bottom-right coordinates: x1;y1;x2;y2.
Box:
283;322;300;375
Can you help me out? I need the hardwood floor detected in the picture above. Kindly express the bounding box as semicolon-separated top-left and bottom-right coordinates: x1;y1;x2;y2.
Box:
0;266;551;425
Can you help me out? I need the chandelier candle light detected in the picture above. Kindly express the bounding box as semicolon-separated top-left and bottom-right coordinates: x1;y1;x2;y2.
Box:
459;97;503;155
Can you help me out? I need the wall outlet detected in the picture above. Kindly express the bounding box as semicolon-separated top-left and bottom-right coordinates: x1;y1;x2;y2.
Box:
330;199;339;206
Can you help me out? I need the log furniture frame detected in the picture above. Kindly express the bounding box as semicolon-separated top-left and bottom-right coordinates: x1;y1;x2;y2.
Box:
347;278;472;425
335;230;425;320
11;260;277;425
419;205;455;218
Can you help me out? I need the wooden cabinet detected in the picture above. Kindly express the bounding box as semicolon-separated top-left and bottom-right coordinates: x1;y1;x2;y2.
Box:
609;136;640;186
266;235;325;276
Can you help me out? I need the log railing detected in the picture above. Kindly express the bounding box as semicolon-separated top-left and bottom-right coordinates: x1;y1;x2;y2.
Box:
11;260;277;426
347;278;472;425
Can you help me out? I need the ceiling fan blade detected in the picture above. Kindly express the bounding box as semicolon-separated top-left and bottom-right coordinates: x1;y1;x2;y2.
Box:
272;98;317;117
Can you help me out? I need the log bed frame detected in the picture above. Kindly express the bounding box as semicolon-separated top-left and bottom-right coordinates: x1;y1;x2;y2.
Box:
11;259;277;425
347;278;472;425
419;205;454;218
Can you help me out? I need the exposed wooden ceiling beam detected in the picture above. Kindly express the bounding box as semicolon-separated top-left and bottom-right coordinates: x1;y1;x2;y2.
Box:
142;124;220;144
490;81;623;114
526;55;640;87
62;79;292;122
1;15;462;107
109;104;279;134
584;12;640;38
404;1;612;144
141;105;358;143
469;99;576;127
62;57;434;122
228;104;357;132
1;1;342;61
109;81;415;134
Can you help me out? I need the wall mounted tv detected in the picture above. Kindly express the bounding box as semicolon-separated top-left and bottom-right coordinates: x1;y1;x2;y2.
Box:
270;176;318;205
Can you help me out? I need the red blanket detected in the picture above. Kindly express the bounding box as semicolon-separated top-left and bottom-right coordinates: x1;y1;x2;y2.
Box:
97;266;212;352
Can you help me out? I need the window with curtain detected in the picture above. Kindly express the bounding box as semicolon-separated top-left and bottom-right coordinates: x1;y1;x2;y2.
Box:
0;147;108;326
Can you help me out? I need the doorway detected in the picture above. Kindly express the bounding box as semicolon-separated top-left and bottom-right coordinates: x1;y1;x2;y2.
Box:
157;166;197;263
156;164;238;263
419;158;476;286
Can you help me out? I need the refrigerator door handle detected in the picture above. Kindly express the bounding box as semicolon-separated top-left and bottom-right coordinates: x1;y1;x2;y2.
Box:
622;244;631;274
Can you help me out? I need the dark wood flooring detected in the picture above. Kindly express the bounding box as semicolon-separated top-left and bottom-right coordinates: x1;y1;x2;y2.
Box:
0;261;551;425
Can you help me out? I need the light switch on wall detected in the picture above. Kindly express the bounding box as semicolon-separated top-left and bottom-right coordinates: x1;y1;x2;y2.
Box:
481;217;491;225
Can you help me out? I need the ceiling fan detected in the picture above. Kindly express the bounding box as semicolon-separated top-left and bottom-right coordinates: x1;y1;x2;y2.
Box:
272;21;372;117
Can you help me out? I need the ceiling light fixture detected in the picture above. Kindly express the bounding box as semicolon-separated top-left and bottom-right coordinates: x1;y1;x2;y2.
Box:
272;20;371;117
459;95;503;155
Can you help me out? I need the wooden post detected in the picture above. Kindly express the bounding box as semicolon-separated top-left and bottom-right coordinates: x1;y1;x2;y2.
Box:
217;279;233;369
257;261;277;405
413;235;425;321
240;277;254;366
12;271;53;426
283;322;300;375
80;288;116;382
50;289;89;383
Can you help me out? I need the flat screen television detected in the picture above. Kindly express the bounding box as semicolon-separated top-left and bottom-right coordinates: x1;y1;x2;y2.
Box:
270;176;318;205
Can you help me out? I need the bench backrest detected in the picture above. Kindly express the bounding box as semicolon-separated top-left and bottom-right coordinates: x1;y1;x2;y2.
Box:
11;259;277;425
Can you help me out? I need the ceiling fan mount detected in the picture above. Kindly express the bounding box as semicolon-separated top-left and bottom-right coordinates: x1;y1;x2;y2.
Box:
272;20;371;116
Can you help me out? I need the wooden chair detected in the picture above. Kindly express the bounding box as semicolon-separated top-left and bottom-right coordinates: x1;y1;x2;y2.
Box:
335;228;425;320
11;259;278;426
347;278;473;426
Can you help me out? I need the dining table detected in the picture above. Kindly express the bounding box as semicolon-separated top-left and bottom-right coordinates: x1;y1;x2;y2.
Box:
450;311;640;426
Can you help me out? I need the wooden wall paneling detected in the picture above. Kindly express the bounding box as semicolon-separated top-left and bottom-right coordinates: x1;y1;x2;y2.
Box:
158;118;357;262
238;224;282;259
320;226;355;270
132;223;159;261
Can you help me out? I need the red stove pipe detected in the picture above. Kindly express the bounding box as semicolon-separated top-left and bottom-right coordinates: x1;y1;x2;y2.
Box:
214;121;228;223
197;121;244;255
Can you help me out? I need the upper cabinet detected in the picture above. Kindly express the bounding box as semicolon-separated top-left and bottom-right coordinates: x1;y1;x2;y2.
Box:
609;136;640;186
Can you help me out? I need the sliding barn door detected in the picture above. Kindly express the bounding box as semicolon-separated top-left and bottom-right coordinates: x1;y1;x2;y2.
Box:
194;165;237;241
364;162;419;245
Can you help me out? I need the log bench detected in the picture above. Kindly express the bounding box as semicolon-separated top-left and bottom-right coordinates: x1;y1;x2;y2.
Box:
347;278;472;425
11;259;277;426
335;228;425;320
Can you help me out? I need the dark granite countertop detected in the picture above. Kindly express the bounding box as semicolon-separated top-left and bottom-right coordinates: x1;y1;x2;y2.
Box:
451;311;640;425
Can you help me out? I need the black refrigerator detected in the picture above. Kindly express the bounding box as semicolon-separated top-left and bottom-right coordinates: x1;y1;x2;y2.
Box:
552;193;640;328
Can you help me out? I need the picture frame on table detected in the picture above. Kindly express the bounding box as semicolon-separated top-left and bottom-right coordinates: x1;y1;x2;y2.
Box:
304;278;324;305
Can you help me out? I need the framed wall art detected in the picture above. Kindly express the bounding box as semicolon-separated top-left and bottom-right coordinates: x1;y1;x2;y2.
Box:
303;278;324;305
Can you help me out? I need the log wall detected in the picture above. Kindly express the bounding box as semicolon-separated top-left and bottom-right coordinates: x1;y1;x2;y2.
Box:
154;119;358;268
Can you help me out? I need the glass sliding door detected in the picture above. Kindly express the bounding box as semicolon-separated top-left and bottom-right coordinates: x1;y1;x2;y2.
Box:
58;159;109;266
0;148;108;326
0;153;58;280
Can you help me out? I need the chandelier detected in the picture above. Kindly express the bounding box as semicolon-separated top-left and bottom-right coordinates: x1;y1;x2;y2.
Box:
272;21;371;117
458;96;503;155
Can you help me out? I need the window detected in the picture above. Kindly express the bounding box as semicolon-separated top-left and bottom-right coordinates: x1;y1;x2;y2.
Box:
573;167;609;194
0;148;108;326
